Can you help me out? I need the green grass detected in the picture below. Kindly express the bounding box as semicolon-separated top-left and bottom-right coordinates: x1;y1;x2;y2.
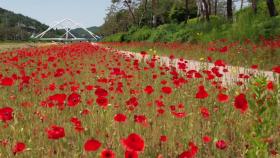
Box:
0;42;54;52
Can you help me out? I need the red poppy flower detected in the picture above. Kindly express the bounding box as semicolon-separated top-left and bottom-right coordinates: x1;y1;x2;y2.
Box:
86;85;94;91
195;85;208;99
111;68;125;75
67;93;81;107
1;77;14;86
126;97;138;107
125;150;138;158
272;66;280;74
0;139;8;147
161;86;172;94
251;65;258;69
157;109;165;115
70;117;84;132
46;125;65;140
217;93;229;103
70;117;81;125
270;150;277;156
155;100;164;107
0;107;13;122
122;133;145;152
171;111;187;118
54;68;65;77
208;47;216;51
202;136;212;143
215;140;227;150
160;80;167;85
234;93;248;112
267;81;274;91
95;88;108;97
81;109;90;115
47;56;56;62
179;142;198;158
48;94;67;106
12;142;26;155
160;135;167;142
200;107;210;119
219;46;228;53
96;97;108;107
84;138;101;152
144;85;154;94
134;115;147;124
214;60;226;67
49;83;56;91
101;149;115;158
114;113;127;122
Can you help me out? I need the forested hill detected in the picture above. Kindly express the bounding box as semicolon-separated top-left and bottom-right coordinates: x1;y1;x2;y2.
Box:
0;7;49;40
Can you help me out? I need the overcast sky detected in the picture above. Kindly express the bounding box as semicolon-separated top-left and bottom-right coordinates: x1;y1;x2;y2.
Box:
0;0;111;27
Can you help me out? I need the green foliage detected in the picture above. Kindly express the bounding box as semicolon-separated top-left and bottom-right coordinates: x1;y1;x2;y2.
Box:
246;75;280;158
101;0;280;43
102;32;128;42
226;0;280;41
148;29;171;42
169;5;186;23
103;6;280;43
173;29;193;42
147;24;181;42
129;27;153;41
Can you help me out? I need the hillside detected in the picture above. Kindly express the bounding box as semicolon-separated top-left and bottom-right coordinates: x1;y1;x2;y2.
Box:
0;7;49;40
71;26;100;38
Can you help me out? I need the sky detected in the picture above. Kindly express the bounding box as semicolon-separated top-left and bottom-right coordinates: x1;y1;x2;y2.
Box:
0;0;112;27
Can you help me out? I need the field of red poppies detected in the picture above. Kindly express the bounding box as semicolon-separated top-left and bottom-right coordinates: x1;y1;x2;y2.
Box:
102;37;280;71
0;42;279;157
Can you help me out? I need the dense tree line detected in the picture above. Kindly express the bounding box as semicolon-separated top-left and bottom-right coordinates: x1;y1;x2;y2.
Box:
99;0;278;36
0;7;57;41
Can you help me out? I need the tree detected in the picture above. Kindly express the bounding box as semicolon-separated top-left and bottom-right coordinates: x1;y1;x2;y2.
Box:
152;0;158;26
185;0;190;21
227;0;233;21
266;0;278;17
152;0;175;25
124;0;137;24
201;0;210;21
138;0;148;26
214;0;218;15
240;0;244;9
251;0;257;14
112;0;138;25
169;4;186;23
207;0;212;15
99;4;132;36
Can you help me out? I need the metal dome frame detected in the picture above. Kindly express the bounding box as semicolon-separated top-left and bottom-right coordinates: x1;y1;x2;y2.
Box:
32;18;100;42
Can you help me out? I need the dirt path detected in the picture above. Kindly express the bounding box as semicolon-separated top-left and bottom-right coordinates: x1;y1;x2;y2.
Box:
96;43;279;85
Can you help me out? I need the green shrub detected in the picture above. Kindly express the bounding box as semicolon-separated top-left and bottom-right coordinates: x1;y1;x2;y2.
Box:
129;27;153;41
102;33;127;42
256;16;280;38
148;29;171;42
173;28;200;43
157;23;181;33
